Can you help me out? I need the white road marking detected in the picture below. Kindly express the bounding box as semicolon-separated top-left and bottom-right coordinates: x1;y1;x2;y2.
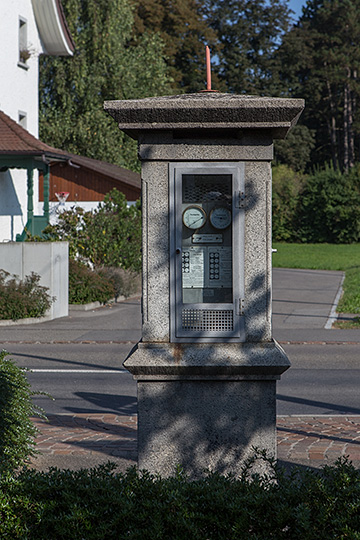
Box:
325;273;345;329
29;369;127;373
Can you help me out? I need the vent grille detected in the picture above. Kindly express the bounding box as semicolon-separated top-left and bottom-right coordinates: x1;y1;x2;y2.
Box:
183;176;231;203
181;309;234;332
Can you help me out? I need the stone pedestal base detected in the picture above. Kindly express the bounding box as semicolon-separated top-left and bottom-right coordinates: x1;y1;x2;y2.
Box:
125;341;289;478
137;379;276;478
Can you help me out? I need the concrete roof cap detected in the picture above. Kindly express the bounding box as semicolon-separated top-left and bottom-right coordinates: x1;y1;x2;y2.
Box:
104;93;305;139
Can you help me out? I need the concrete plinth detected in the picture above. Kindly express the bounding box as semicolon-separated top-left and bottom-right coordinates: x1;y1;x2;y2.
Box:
125;340;289;477
138;379;276;477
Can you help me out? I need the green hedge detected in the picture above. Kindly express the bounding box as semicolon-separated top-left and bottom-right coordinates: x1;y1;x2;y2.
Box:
0;351;47;473
272;164;360;244
1;457;360;539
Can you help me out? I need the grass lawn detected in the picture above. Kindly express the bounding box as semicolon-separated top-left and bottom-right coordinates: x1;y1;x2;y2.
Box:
272;243;360;319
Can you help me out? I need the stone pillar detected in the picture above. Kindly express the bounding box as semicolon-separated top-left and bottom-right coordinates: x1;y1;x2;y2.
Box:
105;93;304;478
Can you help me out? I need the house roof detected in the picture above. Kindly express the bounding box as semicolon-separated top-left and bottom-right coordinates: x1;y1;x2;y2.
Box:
0;110;69;161
66;154;141;190
32;0;75;56
0;110;141;190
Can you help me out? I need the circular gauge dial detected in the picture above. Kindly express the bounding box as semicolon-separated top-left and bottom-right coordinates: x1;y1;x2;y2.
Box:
210;207;232;229
182;206;207;229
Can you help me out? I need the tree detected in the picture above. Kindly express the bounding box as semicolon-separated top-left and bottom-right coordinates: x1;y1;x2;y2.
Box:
274;125;315;172
277;0;360;171
131;0;221;92
39;0;172;172
204;0;292;95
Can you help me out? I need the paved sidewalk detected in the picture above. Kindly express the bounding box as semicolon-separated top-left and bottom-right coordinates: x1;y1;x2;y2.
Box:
277;415;360;471
272;268;360;343
28;413;360;473
29;414;138;472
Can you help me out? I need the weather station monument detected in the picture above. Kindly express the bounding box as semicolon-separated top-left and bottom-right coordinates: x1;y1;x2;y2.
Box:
104;50;304;477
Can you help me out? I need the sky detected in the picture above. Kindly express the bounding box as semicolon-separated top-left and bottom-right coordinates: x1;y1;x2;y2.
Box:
287;0;307;21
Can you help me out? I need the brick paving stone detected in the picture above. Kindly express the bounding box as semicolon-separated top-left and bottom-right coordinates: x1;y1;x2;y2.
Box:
28;414;360;471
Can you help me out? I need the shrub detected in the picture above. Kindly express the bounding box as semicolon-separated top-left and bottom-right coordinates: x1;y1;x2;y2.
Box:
0;270;53;321
272;164;360;244
0;457;360;538
43;189;142;272
98;266;141;299
272;164;305;242
0;351;47;474
68;259;115;304
299;165;360;243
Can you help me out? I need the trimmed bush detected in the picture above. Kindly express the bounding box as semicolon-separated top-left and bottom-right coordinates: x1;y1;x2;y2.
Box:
0;351;46;474
68;259;115;304
0;270;53;321
0;456;360;538
272;164;360;244
299;165;360;243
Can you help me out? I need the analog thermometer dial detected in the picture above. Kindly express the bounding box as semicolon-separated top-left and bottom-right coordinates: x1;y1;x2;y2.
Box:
182;206;207;229
210;207;232;229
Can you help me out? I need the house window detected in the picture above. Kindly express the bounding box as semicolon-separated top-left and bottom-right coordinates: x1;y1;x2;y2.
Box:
18;111;27;129
18;17;29;67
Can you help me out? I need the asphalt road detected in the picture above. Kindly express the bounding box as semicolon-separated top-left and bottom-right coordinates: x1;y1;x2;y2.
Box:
10;343;137;416
1;268;359;417
3;341;357;417
278;343;360;415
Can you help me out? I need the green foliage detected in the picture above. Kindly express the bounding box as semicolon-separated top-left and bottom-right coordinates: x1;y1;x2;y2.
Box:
272;165;360;244
272;242;360;272
205;0;292;95
1;457;360;538
82;190;142;271
44;189;142;273
337;266;360;314
274;125;316;172
299;165;360;243
132;0;221;92
0;351;46;474
277;0;360;170
0;271;53;321
39;0;172;172
68;260;115;305
99;267;141;299
272;164;305;242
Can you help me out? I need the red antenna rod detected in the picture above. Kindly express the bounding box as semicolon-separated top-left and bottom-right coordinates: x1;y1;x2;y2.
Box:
206;45;212;91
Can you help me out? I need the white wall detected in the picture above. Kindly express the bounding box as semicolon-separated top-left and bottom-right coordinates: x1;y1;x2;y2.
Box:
0;0;44;137
0;0;44;242
0;241;69;320
0;169;27;242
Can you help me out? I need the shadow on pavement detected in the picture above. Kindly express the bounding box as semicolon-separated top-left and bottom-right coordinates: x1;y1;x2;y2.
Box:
64;393;137;415
277;394;360;415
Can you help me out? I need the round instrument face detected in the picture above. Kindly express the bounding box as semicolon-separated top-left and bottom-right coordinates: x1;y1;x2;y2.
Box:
209;207;232;229
182;205;207;229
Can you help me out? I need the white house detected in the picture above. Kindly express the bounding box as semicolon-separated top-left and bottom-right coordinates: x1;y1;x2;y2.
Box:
0;0;74;242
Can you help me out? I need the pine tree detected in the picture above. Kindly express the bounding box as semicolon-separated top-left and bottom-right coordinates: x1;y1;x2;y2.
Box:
131;0;221;92
277;0;360;170
205;0;292;95
39;0;172;171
